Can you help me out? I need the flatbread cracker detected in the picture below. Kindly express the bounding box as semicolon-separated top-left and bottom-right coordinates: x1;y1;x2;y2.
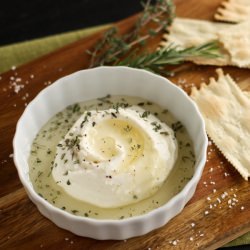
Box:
215;0;250;23
160;18;250;68
191;69;250;180
218;21;250;67
160;18;231;66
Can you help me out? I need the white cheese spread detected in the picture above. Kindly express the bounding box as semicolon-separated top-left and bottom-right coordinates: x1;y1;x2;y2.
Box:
52;106;178;208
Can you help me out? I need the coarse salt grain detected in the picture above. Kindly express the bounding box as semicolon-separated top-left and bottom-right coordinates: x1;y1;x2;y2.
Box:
190;237;194;241
172;240;177;246
191;223;195;227
207;196;211;201
204;210;209;215
241;206;245;210
30;74;34;79
11;65;16;70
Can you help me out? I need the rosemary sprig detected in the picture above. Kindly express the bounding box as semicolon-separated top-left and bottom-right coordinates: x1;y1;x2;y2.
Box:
87;0;221;75
117;41;221;75
87;0;175;68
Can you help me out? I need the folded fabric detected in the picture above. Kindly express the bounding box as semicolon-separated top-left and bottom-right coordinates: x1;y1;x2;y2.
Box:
0;24;111;74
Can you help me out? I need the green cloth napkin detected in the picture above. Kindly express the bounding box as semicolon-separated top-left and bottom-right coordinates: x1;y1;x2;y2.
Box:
0;24;111;73
0;24;249;248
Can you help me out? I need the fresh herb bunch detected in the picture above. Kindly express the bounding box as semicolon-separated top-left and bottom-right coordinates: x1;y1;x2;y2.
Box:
87;0;221;74
88;0;175;68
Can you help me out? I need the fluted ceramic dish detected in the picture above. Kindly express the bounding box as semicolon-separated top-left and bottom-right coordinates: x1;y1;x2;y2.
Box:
13;66;207;240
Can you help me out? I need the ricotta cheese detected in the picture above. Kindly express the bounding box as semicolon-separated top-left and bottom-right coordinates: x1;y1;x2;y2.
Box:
52;105;178;208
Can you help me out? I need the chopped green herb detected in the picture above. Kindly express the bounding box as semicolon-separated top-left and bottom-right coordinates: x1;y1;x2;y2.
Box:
141;111;150;118
36;158;42;163
137;102;144;106
172;121;183;132
72;104;80;113
160;131;169;136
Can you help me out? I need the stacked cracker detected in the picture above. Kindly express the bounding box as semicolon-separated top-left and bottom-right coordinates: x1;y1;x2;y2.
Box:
160;18;250;68
191;69;250;180
160;2;250;180
215;0;250;23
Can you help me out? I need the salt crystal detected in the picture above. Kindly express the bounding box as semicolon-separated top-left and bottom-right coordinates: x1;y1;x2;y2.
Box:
172;240;177;246
204;211;209;215
11;65;16;70
30;74;34;79
191;223;195;227
241;206;245;210
207;196;211;201
190;237;194;241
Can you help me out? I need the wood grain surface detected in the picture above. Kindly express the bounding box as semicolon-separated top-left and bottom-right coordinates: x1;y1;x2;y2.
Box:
1;0;250;249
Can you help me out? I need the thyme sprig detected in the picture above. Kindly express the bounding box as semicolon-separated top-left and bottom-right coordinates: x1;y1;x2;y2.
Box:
87;0;221;74
88;0;175;68
117;41;220;75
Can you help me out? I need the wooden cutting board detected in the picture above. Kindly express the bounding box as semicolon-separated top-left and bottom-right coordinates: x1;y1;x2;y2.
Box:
1;0;250;249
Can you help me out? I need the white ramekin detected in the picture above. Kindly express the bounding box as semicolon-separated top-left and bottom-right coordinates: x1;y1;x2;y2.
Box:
13;66;207;240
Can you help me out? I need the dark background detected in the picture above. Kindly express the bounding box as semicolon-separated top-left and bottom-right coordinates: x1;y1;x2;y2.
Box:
0;1;249;249
0;0;142;46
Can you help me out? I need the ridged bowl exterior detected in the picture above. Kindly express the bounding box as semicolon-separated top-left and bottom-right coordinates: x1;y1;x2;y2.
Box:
13;66;207;240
